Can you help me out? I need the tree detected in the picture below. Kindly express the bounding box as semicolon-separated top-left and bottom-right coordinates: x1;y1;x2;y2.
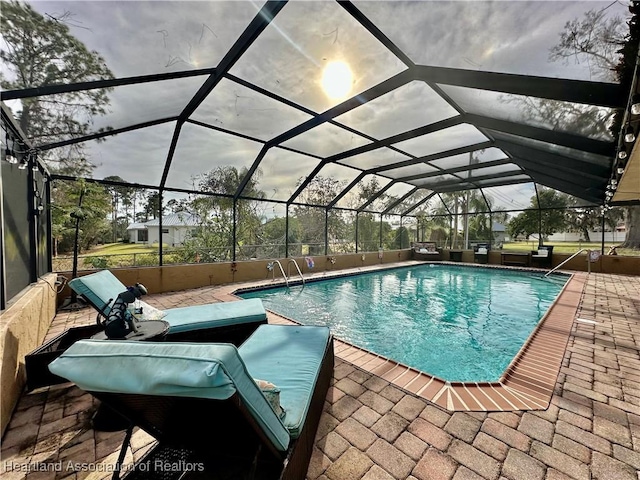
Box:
507;213;529;241
492;208;509;225
356;215;385;252
143;192;161;221
258;217;302;258
507;188;568;242
292;176;348;254
431;190;489;248
561;192;608;242
549;4;640;249
549;8;625;78
1;2;114;254
166;198;188;213
389;226;410;249
103;175;134;242
502;95;614;140
176;166;265;262
1;1;114;173
51;179;110;254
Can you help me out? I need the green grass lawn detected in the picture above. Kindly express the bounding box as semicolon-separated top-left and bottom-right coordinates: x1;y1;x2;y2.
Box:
87;243;161;255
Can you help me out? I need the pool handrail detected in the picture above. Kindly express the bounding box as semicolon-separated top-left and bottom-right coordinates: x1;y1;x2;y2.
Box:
270;260;289;287
544;248;590;277
287;259;305;285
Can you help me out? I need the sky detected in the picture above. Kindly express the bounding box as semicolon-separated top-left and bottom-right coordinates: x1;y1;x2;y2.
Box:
7;0;628;213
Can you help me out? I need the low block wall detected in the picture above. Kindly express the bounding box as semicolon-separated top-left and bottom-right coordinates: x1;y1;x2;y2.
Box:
57;250;413;296
550;252;640;275
0;274;58;436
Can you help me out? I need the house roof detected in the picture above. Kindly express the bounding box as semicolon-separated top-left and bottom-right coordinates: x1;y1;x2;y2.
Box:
126;222;147;230
126;214;201;230
143;213;201;227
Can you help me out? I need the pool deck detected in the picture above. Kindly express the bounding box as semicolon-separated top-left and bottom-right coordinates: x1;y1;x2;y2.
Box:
3;262;640;479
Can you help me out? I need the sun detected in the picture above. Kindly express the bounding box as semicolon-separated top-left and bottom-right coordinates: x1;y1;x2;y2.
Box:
321;61;353;99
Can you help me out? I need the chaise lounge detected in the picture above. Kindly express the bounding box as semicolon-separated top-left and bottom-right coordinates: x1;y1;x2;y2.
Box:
69;270;267;344
49;324;334;480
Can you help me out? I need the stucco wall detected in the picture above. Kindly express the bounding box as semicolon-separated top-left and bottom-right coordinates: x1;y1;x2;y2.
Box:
57;250;413;296
56;249;639;299
0;274;58;436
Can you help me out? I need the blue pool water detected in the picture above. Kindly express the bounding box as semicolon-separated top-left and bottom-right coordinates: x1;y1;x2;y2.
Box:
239;265;569;382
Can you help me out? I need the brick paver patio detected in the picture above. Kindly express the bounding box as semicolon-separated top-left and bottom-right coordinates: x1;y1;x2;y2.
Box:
2;268;640;480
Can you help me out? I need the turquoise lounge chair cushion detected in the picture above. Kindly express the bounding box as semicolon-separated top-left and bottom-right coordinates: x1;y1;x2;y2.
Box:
163;299;266;333
239;324;331;439
69;270;127;314
48;339;290;452
68;270;267;334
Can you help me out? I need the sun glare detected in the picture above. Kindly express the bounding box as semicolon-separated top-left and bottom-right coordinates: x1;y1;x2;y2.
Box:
321;61;353;99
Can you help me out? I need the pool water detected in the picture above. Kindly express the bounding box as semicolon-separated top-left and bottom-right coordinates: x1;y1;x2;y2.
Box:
239;265;569;382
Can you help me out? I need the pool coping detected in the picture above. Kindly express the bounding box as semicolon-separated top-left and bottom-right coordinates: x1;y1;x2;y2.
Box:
217;261;584;412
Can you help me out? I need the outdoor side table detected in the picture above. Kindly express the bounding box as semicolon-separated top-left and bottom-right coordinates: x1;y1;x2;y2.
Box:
90;320;170;341
449;250;463;262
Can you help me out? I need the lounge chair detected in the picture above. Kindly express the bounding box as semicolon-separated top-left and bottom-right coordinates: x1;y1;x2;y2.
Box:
49;324;334;480
69;270;267;344
530;245;554;268
473;243;489;264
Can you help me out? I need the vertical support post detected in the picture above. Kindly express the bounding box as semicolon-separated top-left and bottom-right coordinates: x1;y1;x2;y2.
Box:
0;164;5;310
601;210;606;255
285;204;289;258
27;161;37;282
158;190;163;266
489;212;493;251
400;216;404;249
232;199;237;262
534;184;542;248
355;212;359;253
463;191;469;250
45;177;52;273
379;215;383;248
453;196;458;249
324;208;329;256
449;215;453;249
70;188;85;284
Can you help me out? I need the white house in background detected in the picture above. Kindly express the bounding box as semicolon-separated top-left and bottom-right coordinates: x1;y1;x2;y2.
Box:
126;213;201;246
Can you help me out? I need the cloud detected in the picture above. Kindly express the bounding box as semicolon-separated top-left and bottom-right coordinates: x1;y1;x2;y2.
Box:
22;0;623;209
354;0;625;80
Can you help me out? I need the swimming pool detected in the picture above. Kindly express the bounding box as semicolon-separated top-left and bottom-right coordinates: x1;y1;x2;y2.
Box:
239;265;569;382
